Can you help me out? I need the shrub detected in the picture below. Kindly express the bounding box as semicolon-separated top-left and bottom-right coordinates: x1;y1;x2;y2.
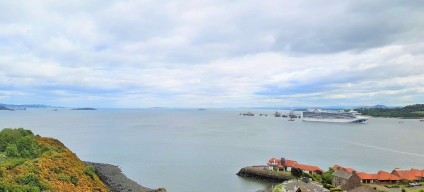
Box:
17;136;40;158
0;181;6;191
16;173;50;191
52;155;63;159
330;187;342;192
402;180;414;185
312;173;322;182
401;188;406;192
70;175;79;186
0;128;34;151
0;158;27;170
5;144;20;157
53;167;63;174
17;173;40;186
57;174;71;182
321;168;334;185
84;165;96;180
324;184;335;189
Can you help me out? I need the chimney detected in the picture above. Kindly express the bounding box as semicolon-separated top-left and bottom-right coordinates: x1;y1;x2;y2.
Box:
281;157;286;166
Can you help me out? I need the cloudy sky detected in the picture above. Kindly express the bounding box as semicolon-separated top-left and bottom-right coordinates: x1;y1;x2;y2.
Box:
0;1;423;108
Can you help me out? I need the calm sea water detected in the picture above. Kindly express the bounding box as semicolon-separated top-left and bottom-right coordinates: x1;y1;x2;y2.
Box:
1;108;424;192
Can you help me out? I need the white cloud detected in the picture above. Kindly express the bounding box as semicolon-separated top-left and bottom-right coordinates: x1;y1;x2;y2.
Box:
0;1;423;107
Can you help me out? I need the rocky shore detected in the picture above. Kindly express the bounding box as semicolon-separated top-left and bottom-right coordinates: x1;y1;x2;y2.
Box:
237;166;294;182
84;162;166;192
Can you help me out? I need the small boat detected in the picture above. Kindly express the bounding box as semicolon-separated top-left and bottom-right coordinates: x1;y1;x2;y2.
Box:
240;112;254;116
274;111;281;117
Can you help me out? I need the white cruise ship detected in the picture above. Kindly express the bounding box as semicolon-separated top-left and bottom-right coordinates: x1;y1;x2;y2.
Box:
302;109;368;123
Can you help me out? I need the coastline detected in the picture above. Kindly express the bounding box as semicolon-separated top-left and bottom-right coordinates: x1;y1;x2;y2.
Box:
84;161;166;192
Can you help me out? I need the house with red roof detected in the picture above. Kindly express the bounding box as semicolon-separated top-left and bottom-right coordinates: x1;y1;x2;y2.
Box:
334;165;405;184
283;159;298;171
375;171;402;184
295;164;323;175
391;168;424;181
267;158;284;171
267;157;323;175
356;172;378;184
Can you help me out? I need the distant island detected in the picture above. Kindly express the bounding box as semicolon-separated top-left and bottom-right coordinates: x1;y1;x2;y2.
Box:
71;108;97;110
356;104;424;118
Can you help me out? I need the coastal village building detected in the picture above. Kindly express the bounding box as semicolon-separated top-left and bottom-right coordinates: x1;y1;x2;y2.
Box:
391;168;424;181
332;170;361;191
356;172;377;184
267;158;284;171
267;158;323;174
374;171;402;184
333;165;420;184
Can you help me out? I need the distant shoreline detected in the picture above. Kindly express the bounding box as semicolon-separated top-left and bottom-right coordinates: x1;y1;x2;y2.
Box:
71;107;97;110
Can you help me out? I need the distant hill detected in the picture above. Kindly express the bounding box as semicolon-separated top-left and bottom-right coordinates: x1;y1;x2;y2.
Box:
0;106;13;110
370;104;388;109
356;104;424;118
0;103;61;109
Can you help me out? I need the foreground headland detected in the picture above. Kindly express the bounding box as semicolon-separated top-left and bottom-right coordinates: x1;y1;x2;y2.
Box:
0;128;165;192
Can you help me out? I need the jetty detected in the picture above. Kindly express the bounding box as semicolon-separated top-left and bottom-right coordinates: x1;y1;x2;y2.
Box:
236;166;294;182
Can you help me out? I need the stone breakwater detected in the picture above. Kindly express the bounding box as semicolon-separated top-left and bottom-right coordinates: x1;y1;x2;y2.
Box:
237;166;294;182
84;162;166;192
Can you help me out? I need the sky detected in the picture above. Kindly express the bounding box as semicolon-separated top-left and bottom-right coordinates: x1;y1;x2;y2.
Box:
0;0;423;108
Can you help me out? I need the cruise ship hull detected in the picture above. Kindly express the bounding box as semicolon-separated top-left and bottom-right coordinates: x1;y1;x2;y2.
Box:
301;110;369;123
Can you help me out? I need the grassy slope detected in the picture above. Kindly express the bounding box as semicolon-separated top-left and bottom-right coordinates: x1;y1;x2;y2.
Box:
1;137;109;192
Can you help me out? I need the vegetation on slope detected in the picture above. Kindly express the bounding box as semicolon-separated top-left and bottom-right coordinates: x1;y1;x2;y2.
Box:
356;104;424;118
0;128;109;192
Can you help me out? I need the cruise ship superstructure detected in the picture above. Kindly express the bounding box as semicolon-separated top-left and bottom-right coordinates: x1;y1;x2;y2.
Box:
302;109;368;123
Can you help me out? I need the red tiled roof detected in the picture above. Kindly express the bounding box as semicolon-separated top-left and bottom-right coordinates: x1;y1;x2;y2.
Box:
332;165;355;172
285;160;297;167
411;169;424;178
295;164;323;172
268;158;280;163
333;165;342;170
392;169;424;181
357;172;378;180
268;158;284;168
377;171;402;181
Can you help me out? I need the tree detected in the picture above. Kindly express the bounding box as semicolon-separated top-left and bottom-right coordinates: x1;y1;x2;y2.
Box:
321;167;335;185
291;168;303;178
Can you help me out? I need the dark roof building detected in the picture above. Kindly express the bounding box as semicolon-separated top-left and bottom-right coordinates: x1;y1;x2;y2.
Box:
332;170;361;191
284;181;328;192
